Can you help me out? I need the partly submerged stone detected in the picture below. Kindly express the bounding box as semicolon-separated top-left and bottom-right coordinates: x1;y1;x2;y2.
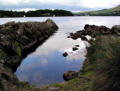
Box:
72;47;78;51
63;52;68;57
69;24;113;40
63;71;78;81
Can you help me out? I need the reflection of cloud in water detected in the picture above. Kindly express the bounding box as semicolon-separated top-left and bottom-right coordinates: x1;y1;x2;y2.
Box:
32;72;43;83
18;63;37;72
30;33;89;61
14;17;120;87
66;41;90;61
40;59;48;65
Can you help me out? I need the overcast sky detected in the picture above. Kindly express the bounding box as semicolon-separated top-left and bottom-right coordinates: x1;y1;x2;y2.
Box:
0;0;120;11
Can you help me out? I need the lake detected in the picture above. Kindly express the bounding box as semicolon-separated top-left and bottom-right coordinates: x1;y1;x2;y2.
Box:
0;16;120;87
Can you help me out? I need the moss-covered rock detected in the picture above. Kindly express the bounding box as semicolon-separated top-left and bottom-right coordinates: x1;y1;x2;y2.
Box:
0;19;58;91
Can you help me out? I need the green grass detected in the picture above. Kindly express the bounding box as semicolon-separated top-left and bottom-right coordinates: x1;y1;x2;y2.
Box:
74;5;120;16
13;41;21;57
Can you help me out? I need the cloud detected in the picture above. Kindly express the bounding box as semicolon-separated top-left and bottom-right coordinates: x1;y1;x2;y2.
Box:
0;0;120;11
14;8;36;12
80;0;120;8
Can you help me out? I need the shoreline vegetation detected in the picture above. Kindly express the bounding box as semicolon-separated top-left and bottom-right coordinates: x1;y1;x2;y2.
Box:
1;5;120;18
0;18;120;91
0;9;73;18
39;24;120;91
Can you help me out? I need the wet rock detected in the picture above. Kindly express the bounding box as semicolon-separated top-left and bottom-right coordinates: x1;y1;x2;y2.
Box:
63;52;68;57
81;36;88;41
67;36;71;38
63;71;78;81
72;47;78;51
84;24;90;30
75;45;79;47
69;24;113;40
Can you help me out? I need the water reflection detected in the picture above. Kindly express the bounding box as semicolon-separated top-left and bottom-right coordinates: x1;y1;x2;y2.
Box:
1;16;119;87
31;32;88;61
15;30;87;86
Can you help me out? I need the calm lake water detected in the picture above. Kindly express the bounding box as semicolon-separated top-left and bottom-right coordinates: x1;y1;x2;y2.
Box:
0;16;120;87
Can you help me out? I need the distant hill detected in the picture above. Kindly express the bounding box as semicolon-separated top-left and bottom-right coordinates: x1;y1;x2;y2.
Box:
74;5;120;16
0;9;73;18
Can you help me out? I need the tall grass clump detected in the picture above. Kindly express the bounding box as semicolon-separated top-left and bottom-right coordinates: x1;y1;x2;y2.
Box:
86;35;120;91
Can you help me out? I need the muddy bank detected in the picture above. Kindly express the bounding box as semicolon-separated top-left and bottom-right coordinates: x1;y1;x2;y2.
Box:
0;19;58;91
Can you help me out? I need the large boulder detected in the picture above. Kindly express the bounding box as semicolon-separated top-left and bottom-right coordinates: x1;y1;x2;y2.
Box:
112;25;120;35
63;71;78;81
0;19;58;72
0;19;58;90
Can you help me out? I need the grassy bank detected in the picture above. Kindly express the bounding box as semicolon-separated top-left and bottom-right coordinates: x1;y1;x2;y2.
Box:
74;5;120;16
38;35;120;91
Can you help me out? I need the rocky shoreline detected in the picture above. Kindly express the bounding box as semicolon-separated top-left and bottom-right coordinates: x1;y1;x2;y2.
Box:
0;19;58;91
63;24;120;82
44;24;120;91
0;19;120;91
68;24;120;40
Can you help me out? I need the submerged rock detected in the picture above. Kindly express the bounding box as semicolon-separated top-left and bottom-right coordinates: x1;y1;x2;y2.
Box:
63;71;78;81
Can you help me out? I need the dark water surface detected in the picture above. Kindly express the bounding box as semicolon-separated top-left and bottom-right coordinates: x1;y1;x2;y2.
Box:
0;16;120;87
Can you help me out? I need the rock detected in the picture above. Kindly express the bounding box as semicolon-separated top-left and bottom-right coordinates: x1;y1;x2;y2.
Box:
63;71;78;81
0;63;19;91
72;47;78;51
75;45;79;47
0;19;58;90
112;25;120;35
0;19;58;72
63;52;68;57
84;24;90;30
67;36;71;38
69;24;113;40
81;36;88;41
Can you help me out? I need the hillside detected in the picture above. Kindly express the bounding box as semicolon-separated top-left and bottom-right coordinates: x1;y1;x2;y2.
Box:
74;5;120;16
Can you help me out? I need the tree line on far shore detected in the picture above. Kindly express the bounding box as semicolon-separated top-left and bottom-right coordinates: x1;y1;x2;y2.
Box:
0;9;73;17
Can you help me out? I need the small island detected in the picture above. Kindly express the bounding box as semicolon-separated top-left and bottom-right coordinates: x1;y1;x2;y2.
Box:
0;9;73;18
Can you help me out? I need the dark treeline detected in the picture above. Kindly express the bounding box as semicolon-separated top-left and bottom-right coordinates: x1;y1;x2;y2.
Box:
0;9;73;17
